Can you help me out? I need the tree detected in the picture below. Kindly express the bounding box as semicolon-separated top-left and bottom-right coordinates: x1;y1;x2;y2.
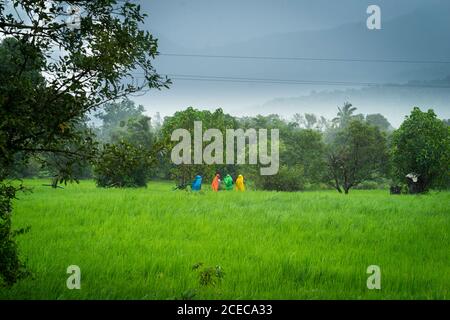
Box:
161;107;237;187
332;102;357;128
366;114;393;132
282;129;327;186
121;115;154;150
293;113;318;129
95;98;147;142
0;0;168;285
391;108;450;193
94;107;157;187
36;117;97;188
256;165;305;192
326;120;388;194
317;116;332;132
94;141;156;188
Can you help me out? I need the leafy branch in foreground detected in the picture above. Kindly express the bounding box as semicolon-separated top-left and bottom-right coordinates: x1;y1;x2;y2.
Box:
0;0;169;285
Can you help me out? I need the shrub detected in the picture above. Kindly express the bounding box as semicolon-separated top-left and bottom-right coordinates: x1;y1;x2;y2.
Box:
257;165;305;191
94;141;156;188
353;177;391;190
192;262;225;287
0;183;30;286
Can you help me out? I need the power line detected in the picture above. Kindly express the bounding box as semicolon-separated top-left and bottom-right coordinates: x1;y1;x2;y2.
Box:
167;74;380;86
159;53;450;65
161;74;450;89
132;74;450;89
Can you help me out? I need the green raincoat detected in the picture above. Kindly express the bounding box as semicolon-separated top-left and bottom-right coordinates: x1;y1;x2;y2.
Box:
223;174;233;191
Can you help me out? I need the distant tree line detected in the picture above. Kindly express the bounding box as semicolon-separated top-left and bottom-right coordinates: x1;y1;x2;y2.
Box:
10;99;449;195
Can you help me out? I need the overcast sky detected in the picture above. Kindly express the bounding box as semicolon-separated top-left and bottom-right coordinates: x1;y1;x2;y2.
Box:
142;0;441;48
129;0;450;127
2;0;448;126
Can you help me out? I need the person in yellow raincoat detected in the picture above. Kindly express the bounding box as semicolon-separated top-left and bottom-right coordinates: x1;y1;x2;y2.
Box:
235;174;245;191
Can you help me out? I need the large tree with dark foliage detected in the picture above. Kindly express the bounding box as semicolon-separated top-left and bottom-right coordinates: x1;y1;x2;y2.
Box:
326;120;388;194
94;140;156;188
94;99;157;187
0;0;168;286
366;113;393;132
391;108;450;193
161;107;237;188
95;98;147;143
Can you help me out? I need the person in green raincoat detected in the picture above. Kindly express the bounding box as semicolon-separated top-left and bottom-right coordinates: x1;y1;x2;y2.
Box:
223;174;233;191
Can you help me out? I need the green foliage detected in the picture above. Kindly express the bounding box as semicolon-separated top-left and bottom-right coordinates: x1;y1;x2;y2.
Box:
366;113;393;132
353;177;391;190
192;263;225;287
121;116;154;150
95;99;148;143
7;154;41;179
0;1;167;285
94;141;156;188
332;102;357;128
256;165;305;192
282;129;327;185
97;99;145;129
161;107;237;186
94;101;162;188
391;107;450;192
292;113;331;131
0;0;168;177
327;120;388;194
0;183;29;286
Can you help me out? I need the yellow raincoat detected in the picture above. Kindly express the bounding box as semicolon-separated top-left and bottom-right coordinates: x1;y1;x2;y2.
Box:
235;175;245;191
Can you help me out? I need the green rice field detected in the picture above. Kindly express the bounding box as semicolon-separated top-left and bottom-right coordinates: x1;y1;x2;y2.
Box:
1;180;449;300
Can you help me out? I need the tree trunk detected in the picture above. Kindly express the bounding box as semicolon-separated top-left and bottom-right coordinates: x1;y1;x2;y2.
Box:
51;177;58;189
336;185;342;193
332;173;342;193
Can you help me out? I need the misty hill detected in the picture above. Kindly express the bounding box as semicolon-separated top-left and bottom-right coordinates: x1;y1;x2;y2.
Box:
253;77;450;127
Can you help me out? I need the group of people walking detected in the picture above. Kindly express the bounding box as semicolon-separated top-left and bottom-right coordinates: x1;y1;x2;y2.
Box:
191;173;245;192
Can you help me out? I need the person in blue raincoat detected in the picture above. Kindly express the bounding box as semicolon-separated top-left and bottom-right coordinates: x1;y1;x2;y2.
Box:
191;175;202;191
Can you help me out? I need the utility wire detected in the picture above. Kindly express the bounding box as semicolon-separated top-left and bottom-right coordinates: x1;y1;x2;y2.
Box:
159;74;450;89
159;53;450;65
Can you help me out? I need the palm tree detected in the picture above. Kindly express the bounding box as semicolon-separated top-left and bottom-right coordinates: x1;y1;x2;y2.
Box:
332;102;357;128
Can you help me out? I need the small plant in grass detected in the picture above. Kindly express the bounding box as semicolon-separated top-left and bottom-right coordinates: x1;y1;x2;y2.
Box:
192;262;225;287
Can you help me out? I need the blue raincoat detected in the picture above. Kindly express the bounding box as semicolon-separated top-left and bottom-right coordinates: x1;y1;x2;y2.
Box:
191;175;202;191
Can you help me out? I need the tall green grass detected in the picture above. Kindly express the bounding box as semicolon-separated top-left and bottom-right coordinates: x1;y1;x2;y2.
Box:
1;180;449;299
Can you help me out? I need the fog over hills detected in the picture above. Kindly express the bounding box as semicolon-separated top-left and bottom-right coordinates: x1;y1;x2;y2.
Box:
255;77;450;128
